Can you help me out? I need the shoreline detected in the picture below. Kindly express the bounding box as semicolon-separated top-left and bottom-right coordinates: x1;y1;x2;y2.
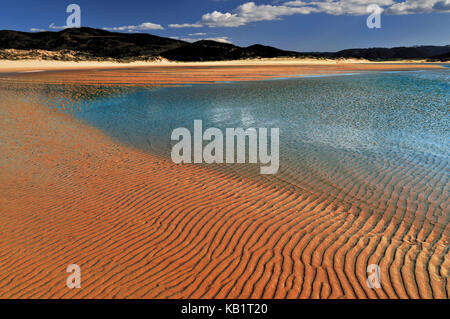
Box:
0;58;446;74
0;59;446;87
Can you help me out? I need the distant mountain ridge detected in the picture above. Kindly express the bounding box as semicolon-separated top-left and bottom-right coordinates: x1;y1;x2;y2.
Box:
0;27;449;62
312;45;450;61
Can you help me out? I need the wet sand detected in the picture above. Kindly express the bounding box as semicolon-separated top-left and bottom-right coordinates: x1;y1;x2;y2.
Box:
0;64;448;298
0;59;445;85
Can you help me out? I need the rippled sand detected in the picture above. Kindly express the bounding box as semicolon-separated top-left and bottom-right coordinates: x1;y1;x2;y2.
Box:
0;64;448;299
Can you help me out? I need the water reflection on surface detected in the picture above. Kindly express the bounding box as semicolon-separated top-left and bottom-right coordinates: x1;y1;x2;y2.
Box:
0;68;448;227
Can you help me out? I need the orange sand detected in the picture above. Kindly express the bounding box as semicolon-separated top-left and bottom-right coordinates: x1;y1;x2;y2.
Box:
0;62;445;86
0;64;448;299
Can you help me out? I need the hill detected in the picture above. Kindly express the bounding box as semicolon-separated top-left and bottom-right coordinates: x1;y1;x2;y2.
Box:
0;28;303;61
0;27;186;60
0;28;449;62
325;46;450;60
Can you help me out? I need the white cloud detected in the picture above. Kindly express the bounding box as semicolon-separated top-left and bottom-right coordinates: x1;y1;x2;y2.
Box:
291;0;395;16
49;23;69;30
172;36;232;44
168;23;203;28
201;2;317;27
103;22;164;32
204;37;232;43
176;1;450;28
189;32;207;36
30;28;46;32
434;0;450;11
386;0;450;14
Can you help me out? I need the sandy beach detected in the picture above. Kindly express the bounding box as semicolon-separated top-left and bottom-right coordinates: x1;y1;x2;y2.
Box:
0;59;445;88
0;58;444;74
0;62;448;299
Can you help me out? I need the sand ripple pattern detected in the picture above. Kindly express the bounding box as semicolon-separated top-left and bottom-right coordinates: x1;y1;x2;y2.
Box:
0;87;448;299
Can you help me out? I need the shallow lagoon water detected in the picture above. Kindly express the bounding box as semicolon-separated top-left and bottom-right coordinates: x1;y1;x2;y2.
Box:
45;69;447;225
4;68;449;227
66;70;449;156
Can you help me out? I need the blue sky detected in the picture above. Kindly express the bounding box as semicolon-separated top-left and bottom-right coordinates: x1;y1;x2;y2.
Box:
0;0;449;51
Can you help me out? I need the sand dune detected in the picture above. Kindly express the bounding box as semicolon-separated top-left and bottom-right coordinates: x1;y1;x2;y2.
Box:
0;71;448;299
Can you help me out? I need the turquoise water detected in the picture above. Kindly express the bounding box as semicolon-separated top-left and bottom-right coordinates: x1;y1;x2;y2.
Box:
63;69;448;166
10;68;449;225
67;70;449;160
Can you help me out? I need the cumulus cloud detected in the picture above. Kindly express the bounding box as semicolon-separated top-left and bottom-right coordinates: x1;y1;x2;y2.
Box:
49;23;69;30
172;1;449;28
189;32;207;36
202;37;232;43
168;23;203;28
201;2;317;27
386;0;450;14
103;22;164;32
288;0;395;15
171;35;232;44
434;0;450;11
